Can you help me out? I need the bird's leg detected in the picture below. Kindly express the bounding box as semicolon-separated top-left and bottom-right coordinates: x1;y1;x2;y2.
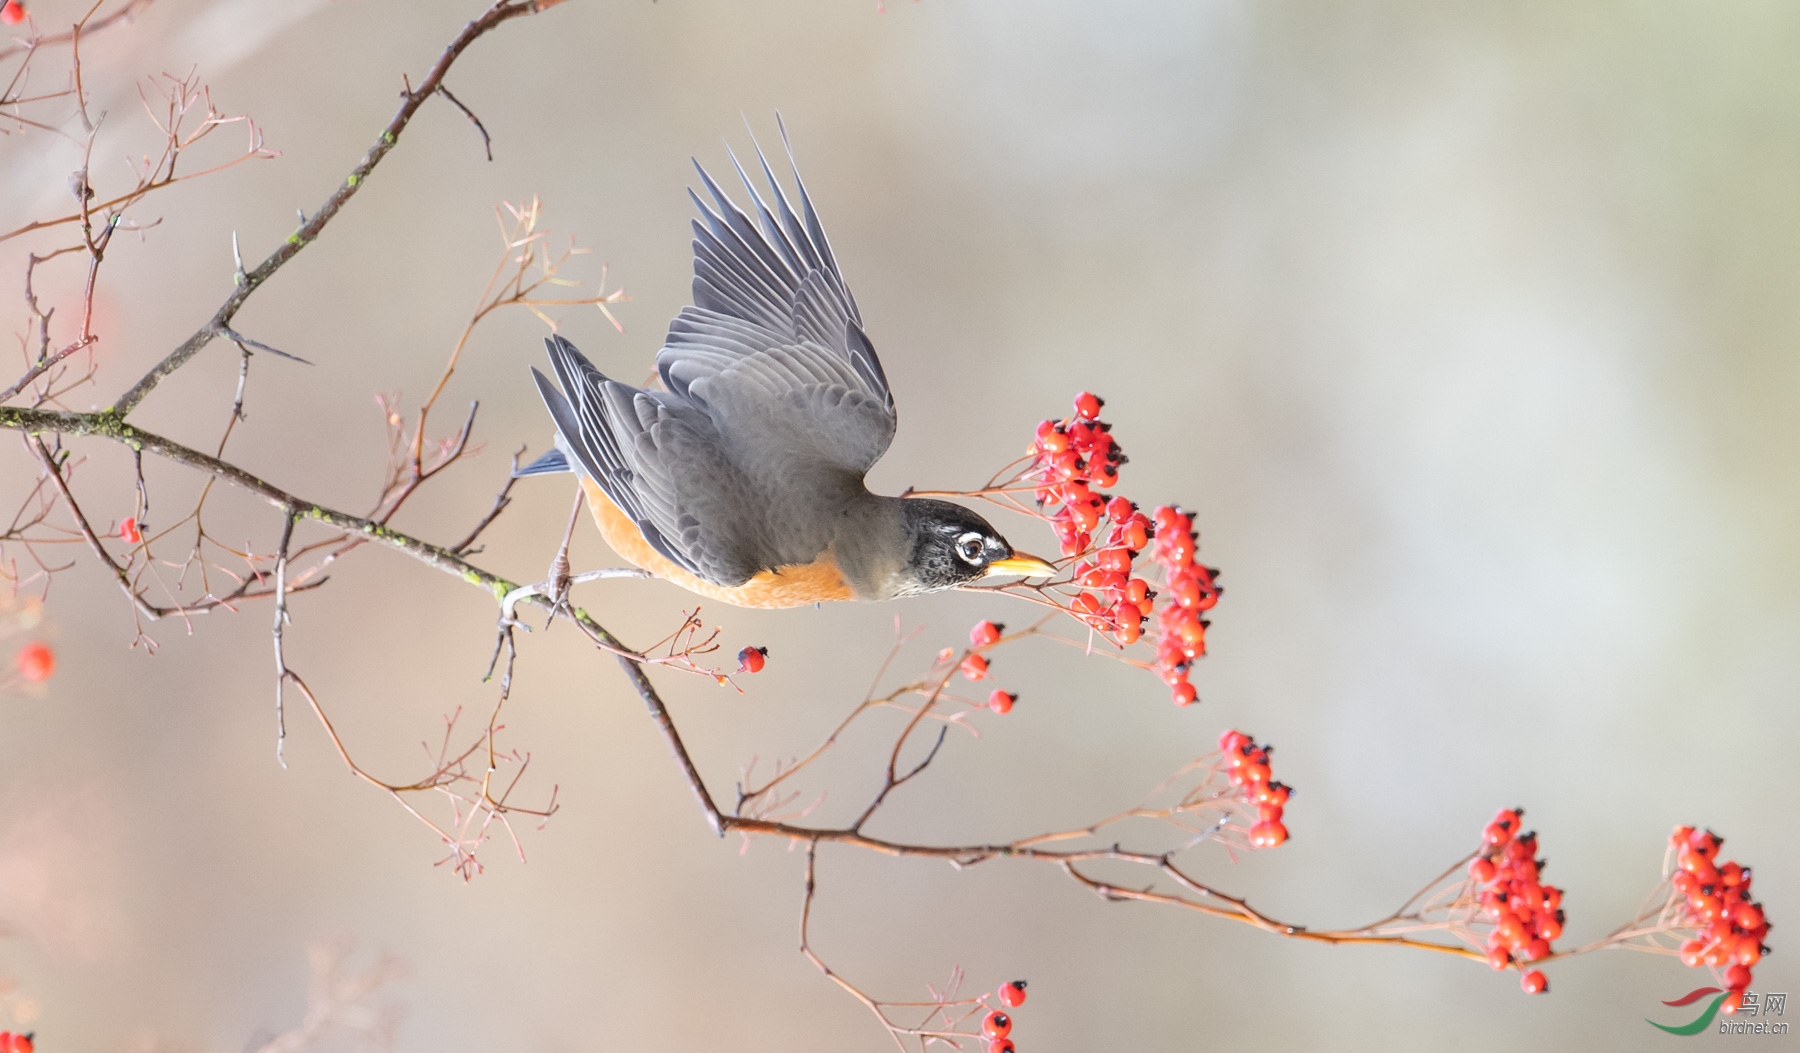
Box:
494;487;651;639
543;487;584;625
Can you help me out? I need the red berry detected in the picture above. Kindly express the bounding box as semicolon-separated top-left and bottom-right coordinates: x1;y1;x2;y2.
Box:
986;1041;1015;1053
1218;729;1249;753
1170;680;1197;706
1469;856;1497;883
1520;969;1548;994
998;980;1027;1007
1688;828;1722;859
0;1034;32;1053
736;646;767;673
1722;990;1745;1015
1486;945;1511;970
961;653;989;681
0;2;23;25
982;1010;1012;1038
969;620;1004;648
1686;861;1720;886
1073;392;1103;420
119;516;142;544
15;642;53;682
1238;760;1272;785
1725;963;1752;989
1248;819;1288;848
987;690;1016;715
1249;781;1291;807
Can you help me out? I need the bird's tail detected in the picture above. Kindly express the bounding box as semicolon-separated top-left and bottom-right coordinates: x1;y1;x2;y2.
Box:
512;447;570;478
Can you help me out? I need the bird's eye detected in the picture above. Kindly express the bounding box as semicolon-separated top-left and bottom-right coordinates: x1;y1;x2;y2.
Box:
955;532;986;565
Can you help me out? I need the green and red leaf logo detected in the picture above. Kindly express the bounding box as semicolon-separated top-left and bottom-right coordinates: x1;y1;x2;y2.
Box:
1647;987;1726;1036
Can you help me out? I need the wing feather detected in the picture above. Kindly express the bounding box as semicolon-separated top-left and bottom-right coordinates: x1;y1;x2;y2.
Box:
526;123;896;588
657;122;895;473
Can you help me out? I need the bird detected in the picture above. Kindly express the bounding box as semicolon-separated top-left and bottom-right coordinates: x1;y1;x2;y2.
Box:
516;123;1055;609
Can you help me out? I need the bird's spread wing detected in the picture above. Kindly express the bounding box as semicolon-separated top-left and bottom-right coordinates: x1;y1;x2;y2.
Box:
657;122;896;475
534;336;768;586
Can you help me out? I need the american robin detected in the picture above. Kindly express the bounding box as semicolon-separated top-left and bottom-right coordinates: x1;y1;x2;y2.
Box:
517;128;1054;609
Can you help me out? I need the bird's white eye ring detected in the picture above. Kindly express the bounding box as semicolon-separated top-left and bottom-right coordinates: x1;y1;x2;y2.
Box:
955;532;986;565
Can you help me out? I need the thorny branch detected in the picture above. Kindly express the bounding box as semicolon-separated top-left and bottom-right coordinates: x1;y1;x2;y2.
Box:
2;0;597;872
106;0;573;417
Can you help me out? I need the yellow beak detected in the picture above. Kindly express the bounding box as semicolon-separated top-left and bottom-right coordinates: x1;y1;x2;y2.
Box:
984;552;1058;579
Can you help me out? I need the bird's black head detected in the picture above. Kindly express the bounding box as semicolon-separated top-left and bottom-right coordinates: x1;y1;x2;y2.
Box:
896;498;1056;594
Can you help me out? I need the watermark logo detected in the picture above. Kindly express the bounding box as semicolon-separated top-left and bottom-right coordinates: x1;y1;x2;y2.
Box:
1647;987;1787;1036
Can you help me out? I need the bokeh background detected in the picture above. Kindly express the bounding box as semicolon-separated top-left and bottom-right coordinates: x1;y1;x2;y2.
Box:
2;0;1797;1049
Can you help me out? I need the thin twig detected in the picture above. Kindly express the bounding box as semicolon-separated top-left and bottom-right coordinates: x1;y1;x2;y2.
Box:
106;0;567;417
435;83;492;161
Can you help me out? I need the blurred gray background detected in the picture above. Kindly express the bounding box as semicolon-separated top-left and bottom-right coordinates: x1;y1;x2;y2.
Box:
2;0;1797;1049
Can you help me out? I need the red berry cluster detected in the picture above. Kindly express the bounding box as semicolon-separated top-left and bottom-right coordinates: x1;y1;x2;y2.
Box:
1065;496;1156;645
1024;394;1161;646
1028;393;1125;557
1468;807;1560;994
963;622;1020;715
962;620;1001;680
1148;506;1219;706
983;980;1027;1052
1012;394;1224;699
1669;826;1768;1013
1218;729;1290;848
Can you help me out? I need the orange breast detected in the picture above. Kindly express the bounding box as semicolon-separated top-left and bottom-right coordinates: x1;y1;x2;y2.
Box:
581;477;854;609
